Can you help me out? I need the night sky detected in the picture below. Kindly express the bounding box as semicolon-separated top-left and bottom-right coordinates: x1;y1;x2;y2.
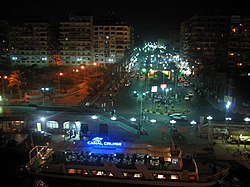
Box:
1;0;250;41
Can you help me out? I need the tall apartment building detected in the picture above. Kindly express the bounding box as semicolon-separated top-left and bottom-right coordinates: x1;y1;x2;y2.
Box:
180;21;191;61
0;20;9;68
1;13;133;67
93;16;132;64
228;15;250;72
182;15;230;70
58;14;93;66
8;18;53;67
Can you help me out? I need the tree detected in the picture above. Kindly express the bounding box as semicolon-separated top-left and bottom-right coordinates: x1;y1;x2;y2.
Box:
8;70;26;99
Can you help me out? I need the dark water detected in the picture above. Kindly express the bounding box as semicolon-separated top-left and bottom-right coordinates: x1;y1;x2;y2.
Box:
1;145;249;187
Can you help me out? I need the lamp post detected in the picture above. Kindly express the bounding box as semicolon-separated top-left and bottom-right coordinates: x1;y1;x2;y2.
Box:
207;116;213;145
80;65;86;79
57;72;63;95
190;120;197;126
225;117;232;125
170;119;176;127
244;117;250;129
225;100;231;119
41;87;49;106
190;120;197;136
0;75;7;99
111;116;117;121
150;118;156;125
139;94;143;132
244;117;250;124
130;117;136;124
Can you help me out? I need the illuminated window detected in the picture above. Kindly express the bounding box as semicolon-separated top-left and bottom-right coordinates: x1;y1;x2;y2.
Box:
63;122;70;129
67;168;76;174
67;169;88;175
170;175;179;180
172;158;178;164
91;170;113;177
123;172;143;178
153;173;166;179
46;121;59;129
134;173;142;178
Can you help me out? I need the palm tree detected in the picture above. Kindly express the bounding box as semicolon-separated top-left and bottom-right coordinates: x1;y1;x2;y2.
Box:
8;70;27;99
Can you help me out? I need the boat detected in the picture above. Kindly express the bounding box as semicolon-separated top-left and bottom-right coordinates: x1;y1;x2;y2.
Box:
24;137;230;187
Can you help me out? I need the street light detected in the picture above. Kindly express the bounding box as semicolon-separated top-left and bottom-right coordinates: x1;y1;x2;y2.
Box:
207;116;213;145
0;75;7;99
190;120;198;136
170;119;176;126
225;117;232;123
225;101;231;119
57;72;63;95
190;120;197;126
244;117;250;129
130;117;136;123
244;117;250;123
111;116;117;121
41;87;49;106
150;118;156;125
207;115;213;122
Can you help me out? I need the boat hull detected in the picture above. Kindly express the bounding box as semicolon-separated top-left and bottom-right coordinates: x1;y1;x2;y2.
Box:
27;172;220;187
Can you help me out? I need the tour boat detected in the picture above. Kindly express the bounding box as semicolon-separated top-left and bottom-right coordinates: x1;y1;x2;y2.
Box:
25;137;229;187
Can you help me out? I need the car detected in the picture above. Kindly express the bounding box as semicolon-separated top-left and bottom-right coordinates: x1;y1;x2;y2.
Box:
85;102;91;107
30;131;52;142
124;81;130;87
184;95;190;101
169;113;188;121
188;91;193;97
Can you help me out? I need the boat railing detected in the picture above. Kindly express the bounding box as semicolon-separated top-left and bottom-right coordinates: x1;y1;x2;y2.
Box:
26;145;53;171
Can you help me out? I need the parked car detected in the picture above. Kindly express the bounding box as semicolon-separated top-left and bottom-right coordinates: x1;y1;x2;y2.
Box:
30;131;52;142
124;81;130;87
169;113;188;121
184;95;190;101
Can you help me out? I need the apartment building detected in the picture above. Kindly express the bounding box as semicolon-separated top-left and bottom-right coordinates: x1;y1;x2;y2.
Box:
228;15;250;71
183;15;230;69
93;22;131;64
8;18;53;67
58;14;93;66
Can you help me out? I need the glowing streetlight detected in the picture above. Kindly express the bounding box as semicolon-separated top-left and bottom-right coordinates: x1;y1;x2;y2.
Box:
225;117;232;123
170;119;176;126
150;118;156;125
207;116;213;145
57;72;63;95
91;115;98;120
226;101;231;109
40;117;46;121
130;117;136;123
244;117;250;123
207;116;213;122
41;87;49;106
111;116;117;121
0;75;7;99
190;120;197;126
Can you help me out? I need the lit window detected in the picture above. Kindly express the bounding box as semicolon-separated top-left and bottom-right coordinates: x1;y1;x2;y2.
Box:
172;158;178;164
170;175;179;180
134;173;143;178
91;170;113;177
46;121;59;129
153;174;166;179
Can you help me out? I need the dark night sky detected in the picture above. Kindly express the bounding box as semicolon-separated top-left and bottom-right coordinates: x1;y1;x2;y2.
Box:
1;0;250;41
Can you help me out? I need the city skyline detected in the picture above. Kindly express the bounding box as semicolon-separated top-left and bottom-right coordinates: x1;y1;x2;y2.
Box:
1;0;250;40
